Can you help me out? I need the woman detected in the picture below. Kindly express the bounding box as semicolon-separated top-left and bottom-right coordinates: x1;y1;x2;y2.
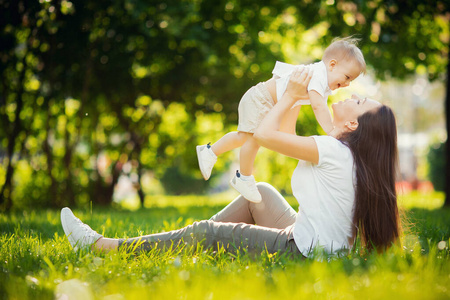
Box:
61;68;400;256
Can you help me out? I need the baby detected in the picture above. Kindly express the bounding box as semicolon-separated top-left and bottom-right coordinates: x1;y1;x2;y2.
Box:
196;37;366;203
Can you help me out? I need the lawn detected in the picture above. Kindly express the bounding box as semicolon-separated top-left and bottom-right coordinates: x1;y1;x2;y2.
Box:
1;191;449;300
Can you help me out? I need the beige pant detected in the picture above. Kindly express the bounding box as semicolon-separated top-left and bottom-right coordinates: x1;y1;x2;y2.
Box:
119;183;302;256
237;82;275;133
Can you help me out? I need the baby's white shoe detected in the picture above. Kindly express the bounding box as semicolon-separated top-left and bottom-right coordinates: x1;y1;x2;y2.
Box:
229;171;262;203
61;207;102;251
196;143;217;180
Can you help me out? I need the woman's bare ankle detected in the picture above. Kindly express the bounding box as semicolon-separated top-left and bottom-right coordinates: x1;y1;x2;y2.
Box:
92;237;119;252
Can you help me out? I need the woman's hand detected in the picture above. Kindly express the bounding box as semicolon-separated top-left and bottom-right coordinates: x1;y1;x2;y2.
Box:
284;66;313;103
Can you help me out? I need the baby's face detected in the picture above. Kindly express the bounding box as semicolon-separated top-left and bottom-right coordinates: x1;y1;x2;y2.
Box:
326;59;362;91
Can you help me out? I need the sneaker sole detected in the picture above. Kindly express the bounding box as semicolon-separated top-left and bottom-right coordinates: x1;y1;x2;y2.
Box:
229;178;262;203
196;145;210;180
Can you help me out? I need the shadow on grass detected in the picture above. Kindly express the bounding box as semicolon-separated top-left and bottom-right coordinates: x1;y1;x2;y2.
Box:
0;205;228;240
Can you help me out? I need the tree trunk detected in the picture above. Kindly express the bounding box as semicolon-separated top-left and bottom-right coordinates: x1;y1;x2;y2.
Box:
43;100;59;208
94;160;122;206
137;159;145;207
63;131;76;207
444;41;450;207
0;55;27;211
64;46;93;207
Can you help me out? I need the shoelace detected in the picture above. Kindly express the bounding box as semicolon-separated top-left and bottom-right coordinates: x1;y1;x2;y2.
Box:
73;216;96;240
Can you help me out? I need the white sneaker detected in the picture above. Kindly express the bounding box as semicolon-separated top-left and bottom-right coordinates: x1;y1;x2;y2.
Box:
196;143;217;180
229;171;262;203
60;207;102;251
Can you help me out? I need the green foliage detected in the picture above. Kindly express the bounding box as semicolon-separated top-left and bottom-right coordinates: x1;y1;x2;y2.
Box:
0;0;448;209
160;166;208;195
0;193;449;299
427;142;446;192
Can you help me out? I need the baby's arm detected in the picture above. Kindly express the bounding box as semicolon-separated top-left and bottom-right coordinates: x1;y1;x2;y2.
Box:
309;90;333;134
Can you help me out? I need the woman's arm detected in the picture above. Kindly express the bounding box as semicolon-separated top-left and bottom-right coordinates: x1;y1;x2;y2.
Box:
254;68;319;164
265;76;301;135
279;105;301;134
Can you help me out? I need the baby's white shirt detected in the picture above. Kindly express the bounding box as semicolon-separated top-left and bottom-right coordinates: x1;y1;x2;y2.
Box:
272;61;332;107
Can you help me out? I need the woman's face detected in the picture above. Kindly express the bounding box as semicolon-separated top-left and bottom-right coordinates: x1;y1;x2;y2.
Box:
332;94;381;123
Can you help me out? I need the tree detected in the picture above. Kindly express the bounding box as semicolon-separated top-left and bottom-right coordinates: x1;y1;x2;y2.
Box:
1;0;448;210
0;0;294;209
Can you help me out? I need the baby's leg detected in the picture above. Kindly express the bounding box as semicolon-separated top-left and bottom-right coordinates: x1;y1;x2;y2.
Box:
198;131;250;181
228;133;262;203
239;133;260;176
211;131;249;156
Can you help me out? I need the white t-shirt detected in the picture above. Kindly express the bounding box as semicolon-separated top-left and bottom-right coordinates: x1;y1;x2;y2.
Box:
272;61;332;107
291;135;355;257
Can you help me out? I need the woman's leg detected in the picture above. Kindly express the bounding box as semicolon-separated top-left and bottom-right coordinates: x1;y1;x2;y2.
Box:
118;220;301;255
95;237;119;251
61;207;300;256
211;131;249;156
210;182;297;229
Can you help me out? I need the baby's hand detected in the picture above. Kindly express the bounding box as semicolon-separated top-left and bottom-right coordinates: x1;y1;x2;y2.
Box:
285;66;313;101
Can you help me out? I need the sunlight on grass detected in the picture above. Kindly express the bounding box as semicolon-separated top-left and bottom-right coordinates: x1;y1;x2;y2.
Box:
118;191;240;211
120;190;445;212
1;192;449;299
145;190;239;208
398;191;445;210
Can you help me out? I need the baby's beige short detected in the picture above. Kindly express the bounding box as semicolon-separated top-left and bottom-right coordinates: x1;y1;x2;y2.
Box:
237;82;275;133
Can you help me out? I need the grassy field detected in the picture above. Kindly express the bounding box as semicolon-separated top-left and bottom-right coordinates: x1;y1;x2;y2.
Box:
1;191;449;300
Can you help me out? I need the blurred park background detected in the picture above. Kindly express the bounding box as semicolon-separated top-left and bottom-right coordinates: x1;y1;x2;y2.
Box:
1;0;449;211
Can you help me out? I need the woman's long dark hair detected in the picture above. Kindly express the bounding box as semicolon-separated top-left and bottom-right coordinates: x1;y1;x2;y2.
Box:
340;105;401;252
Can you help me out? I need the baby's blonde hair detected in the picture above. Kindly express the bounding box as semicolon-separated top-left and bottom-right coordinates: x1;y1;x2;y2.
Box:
323;37;366;74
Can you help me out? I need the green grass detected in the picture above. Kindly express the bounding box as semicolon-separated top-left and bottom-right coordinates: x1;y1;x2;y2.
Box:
1;191;449;300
